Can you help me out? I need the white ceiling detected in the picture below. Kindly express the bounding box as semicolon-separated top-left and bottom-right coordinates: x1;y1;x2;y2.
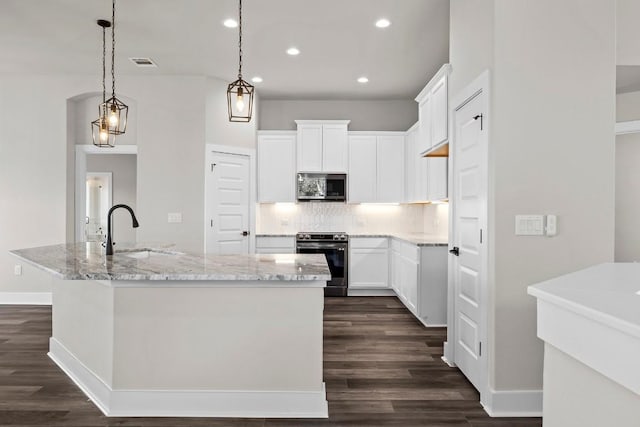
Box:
0;0;450;100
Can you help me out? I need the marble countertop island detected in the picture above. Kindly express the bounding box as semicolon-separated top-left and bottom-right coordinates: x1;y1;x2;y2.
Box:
10;242;331;282
9;242;331;418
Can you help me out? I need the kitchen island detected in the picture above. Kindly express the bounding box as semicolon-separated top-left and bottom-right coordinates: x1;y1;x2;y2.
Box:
10;242;331;418
528;263;640;427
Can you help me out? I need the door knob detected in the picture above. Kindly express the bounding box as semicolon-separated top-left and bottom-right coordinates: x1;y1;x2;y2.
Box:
242;231;250;236
449;246;460;256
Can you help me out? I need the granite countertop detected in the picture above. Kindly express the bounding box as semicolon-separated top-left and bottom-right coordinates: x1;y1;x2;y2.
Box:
351;233;448;247
10;242;331;282
256;233;448;247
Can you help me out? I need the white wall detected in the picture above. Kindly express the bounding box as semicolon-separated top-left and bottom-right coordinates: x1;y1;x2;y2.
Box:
1;74;256;294
449;0;616;400
258;99;417;131
615;90;640;261
86;154;137;243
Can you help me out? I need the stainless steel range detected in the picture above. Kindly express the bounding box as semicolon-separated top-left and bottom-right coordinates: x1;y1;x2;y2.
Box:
296;232;348;297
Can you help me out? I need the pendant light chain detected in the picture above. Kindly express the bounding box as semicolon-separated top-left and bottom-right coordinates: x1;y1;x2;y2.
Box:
227;0;253;122
111;0;116;98
238;0;243;78
102;23;107;104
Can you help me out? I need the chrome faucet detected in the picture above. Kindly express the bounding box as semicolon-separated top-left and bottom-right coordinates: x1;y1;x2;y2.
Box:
105;204;139;256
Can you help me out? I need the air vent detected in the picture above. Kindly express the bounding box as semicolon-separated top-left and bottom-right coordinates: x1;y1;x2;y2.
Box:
129;57;157;68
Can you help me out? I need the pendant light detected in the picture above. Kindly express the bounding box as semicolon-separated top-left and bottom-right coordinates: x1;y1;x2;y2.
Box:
227;0;254;122
91;19;115;147
100;0;128;135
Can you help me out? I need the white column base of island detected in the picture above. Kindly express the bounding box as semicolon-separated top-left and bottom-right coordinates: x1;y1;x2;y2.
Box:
11;243;331;418
528;263;640;427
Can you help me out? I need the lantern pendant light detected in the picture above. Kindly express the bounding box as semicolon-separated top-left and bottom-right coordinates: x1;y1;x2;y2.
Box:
91;19;116;147
227;0;254;122
100;0;128;135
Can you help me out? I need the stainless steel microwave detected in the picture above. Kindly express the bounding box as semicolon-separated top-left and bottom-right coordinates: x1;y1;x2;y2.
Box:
297;173;346;202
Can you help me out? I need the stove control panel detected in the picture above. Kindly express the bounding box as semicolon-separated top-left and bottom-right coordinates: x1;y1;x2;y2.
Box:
296;232;348;242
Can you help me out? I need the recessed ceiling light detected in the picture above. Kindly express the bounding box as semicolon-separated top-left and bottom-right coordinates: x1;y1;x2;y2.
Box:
357;76;369;83
375;18;391;28
251;76;263;83
287;47;300;56
223;19;238;28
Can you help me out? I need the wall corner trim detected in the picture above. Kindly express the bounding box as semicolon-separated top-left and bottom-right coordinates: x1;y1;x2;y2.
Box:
0;292;52;305
481;388;543;417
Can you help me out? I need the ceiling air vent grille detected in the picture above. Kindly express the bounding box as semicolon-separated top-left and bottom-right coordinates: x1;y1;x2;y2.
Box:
129;58;157;68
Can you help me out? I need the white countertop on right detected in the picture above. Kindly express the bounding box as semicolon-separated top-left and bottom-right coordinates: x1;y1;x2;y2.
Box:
528;262;640;338
528;262;640;395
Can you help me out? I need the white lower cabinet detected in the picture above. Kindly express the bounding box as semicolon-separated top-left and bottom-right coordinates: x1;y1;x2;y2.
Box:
349;237;448;326
367;237;447;326
349;238;389;289
255;236;295;254
391;239;420;316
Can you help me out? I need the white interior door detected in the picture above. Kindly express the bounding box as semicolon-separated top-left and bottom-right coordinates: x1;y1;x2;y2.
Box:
451;89;487;392
207;151;250;254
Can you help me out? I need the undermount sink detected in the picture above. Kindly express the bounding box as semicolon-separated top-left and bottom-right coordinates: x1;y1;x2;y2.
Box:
121;249;184;259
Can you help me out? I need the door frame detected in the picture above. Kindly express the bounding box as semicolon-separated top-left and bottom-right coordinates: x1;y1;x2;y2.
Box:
445;70;491;404
75;144;138;242
204;144;256;254
84;172;113;240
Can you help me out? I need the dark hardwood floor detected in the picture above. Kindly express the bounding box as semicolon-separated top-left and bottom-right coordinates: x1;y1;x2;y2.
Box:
0;297;541;427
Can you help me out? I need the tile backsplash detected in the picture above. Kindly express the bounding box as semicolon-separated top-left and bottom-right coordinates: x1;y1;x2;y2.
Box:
257;202;449;236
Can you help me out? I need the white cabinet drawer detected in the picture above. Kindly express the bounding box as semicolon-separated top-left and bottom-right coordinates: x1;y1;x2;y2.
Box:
350;237;388;249
391;238;419;262
256;236;295;253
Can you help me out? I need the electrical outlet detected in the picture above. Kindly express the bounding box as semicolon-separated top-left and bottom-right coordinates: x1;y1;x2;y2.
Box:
168;213;182;223
281;218;289;226
14;265;22;276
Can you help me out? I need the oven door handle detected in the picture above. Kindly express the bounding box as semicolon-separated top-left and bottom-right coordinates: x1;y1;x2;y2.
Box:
296;243;348;250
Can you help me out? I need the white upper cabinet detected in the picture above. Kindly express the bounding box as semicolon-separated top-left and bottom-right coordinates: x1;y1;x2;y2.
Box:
348;133;404;203
430;73;448;147
296;124;323;172
428;157;448;201
405;123;430;203
257;131;296;203
415;64;451;154
417;93;433;153
296;120;349;173
377;135;405;203
348;135;377;203
322;124;349;172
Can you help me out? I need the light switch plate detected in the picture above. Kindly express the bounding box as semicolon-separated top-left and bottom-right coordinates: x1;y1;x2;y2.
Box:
546;214;557;236
515;215;545;236
168;213;182;223
14;265;22;276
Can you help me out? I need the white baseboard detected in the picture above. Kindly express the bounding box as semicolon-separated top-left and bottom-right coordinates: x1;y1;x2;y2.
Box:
0;292;52;305
48;338;328;418
481;388;543;417
347;288;396;296
416;317;446;328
